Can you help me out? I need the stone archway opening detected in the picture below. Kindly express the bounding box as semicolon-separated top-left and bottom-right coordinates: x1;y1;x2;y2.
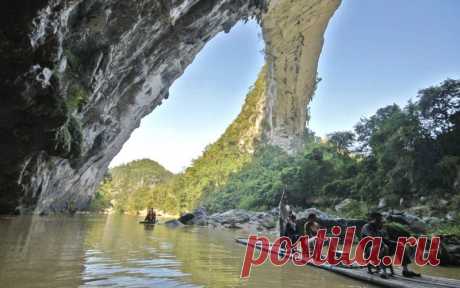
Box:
2;0;340;214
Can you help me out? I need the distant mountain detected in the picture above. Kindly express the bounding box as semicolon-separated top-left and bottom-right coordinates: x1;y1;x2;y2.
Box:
92;159;173;213
110;159;173;189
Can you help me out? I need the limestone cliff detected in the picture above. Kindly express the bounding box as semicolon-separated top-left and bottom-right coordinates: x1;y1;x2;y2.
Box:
0;0;339;214
261;0;340;152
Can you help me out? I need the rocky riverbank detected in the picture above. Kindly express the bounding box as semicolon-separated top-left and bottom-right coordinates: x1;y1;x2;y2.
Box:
165;207;460;266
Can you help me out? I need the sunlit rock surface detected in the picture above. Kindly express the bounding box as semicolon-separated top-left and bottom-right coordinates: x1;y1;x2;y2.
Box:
0;0;339;214
261;0;340;152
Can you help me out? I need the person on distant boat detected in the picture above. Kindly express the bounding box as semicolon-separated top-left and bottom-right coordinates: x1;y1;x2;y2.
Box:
145;208;156;224
361;212;420;278
304;213;320;250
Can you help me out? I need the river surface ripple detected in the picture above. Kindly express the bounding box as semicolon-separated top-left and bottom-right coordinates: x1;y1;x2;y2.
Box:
1;215;459;288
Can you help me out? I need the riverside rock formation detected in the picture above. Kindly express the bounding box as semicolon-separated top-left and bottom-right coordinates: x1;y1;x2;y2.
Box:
0;0;340;214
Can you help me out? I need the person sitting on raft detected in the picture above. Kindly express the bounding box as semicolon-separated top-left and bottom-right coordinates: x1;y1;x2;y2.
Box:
145;208;156;224
304;213;320;249
361;211;421;278
285;213;299;244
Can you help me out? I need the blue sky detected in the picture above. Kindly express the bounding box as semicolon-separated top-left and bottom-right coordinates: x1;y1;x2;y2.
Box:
111;0;460;173
310;0;460;134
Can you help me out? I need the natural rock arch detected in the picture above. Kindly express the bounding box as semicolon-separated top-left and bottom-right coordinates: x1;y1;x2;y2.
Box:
0;0;339;214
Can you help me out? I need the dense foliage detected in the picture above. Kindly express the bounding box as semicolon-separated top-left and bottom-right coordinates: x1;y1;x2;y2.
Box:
93;78;459;223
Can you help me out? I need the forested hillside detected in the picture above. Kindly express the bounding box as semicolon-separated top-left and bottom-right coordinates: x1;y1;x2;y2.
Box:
93;77;459;228
90;159;173;213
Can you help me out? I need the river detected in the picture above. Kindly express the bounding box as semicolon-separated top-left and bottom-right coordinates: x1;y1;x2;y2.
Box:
1;215;459;288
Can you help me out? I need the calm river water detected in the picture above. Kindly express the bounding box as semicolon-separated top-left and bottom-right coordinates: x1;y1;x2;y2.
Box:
0;215;459;288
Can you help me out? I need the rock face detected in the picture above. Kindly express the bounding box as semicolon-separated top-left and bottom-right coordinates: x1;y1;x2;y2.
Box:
261;0;340;152
0;0;340;214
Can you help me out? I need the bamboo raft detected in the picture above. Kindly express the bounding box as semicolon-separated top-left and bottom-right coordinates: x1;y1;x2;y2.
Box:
235;238;460;288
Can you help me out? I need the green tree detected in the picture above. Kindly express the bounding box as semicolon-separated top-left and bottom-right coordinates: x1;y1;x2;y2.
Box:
327;131;355;155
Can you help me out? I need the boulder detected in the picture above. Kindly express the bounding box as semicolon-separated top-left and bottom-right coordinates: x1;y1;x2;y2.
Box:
249;212;267;221
164;219;184;228
294;207;365;235
296;208;331;220
439;199;449;208
269;207;280;216
407;205;431;218
384;211;428;234
422;216;443;226
224;223;242;229
190;207;208;226
193;207;207;219
205;209;280;232
383;212;428;233
335;198;353;213
446;212;456;221
250;212;277;230
175;207;209;226
260;218;277;230
208;209;253;225
317;218;367;235
178;213;195;225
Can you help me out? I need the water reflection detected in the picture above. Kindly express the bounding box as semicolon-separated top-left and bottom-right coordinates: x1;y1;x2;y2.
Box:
1;215;458;288
80;215;373;287
81;215;198;287
0;215;87;287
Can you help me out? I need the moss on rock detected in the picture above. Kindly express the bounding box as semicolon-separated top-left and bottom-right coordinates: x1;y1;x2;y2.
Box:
67;84;88;112
53;116;83;159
